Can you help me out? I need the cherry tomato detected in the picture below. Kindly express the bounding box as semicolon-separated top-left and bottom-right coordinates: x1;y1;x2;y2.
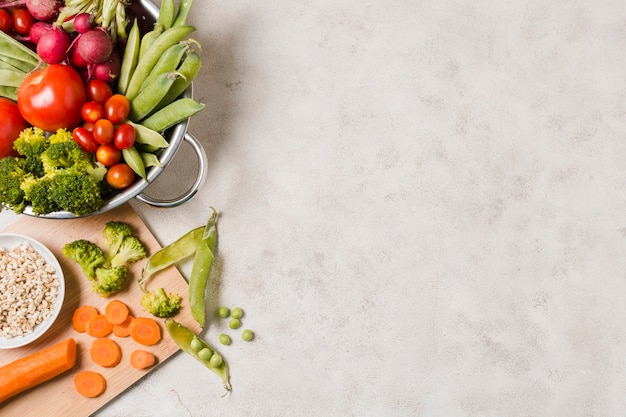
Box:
83;121;95;132
95;144;121;167
113;123;135;149
0;9;12;33
72;127;98;153
17;64;87;131
86;79;113;104
0;98;30;159
11;8;34;36
81;101;105;123
104;94;130;124
93;118;114;145
106;163;135;189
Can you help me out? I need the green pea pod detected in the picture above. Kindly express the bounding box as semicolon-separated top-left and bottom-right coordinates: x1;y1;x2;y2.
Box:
141;152;162;168
165;319;231;392
139;225;205;292
156;50;202;109
189;207;218;327
140;98;205;132
122;146;147;180
172;0;195;27
130;71;182;122
0;85;17;101
126;120;170;149
157;0;176;30
138;23;163;61
118;18;140;95
139;42;190;93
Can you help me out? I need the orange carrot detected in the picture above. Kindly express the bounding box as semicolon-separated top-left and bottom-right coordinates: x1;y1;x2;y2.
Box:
85;314;114;338
90;338;122;368
129;317;162;346
104;299;129;325
0;338;77;403
73;370;107;398
129;350;157;369
72;305;99;333
112;315;134;338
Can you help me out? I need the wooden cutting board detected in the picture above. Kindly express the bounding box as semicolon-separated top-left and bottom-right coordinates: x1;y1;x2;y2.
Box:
0;203;200;416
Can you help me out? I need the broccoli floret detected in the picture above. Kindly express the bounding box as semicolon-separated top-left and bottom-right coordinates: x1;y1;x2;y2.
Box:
92;265;128;297
62;239;106;280
41;137;89;174
102;221;133;263
12;127;48;175
110;235;147;267
20;174;59;215
140;288;182;318
45;168;104;216
0;156;27;212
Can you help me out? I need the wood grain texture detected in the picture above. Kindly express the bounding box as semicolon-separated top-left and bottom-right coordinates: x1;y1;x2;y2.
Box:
0;203;200;416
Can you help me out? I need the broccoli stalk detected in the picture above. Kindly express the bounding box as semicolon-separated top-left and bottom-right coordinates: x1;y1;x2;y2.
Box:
140;288;183;318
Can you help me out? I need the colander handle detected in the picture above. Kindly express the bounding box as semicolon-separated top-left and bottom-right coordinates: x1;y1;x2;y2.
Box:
135;132;208;208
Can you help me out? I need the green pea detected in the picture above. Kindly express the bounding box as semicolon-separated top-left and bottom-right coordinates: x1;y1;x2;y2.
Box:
219;334;231;345
217;306;230;318
190;337;203;352
198;347;213;361
231;307;243;319
242;329;254;341
209;353;223;368
229;318;241;329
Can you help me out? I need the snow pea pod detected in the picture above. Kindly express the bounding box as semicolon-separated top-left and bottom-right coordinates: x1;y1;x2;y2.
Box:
165;318;231;392
189;207;218;327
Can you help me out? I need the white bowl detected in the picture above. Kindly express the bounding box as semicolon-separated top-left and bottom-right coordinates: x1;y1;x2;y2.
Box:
0;234;65;349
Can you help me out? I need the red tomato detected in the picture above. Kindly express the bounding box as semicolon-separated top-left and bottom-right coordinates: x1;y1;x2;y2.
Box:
86;79;113;104
72;127;98;153
17;64;87;132
0;98;30;159
113;123;135;149
104;94;130;124
95;144;121;167
0;9;11;33
93;118;114;144
106;163;135;189
81;101;105;123
83;121;95;132
11;8;34;36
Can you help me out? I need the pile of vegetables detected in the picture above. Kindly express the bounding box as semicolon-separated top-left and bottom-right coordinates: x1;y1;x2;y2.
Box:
0;0;204;216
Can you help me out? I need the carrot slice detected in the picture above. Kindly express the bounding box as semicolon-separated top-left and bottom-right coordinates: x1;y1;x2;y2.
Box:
72;305;99;333
129;317;162;346
90;338;122;368
104;299;130;325
112;315;134;338
129;350;156;369
0;338;77;403
85;314;114;338
73;370;107;398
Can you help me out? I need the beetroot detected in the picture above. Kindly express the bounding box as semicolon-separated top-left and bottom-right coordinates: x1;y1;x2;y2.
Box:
36;26;69;64
75;28;113;64
0;0;62;22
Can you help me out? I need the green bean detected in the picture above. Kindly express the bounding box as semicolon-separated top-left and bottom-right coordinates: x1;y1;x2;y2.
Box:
0;86;17;101
140;225;204;292
122;146;147;180
172;0;195;27
140;97;205;132
138;23;163;61
118;18;140;95
156;49;202;109
217;306;230;318
141;152;162;168
231;307;243;320
130;71;182;121
0;30;39;65
241;329;254;341
139;42;190;92
126;120;170;149
0;69;26;88
126;24;196;100
189;207;218;327
157;0;176;30
165;319;231;392
0;55;36;74
219;334;231;345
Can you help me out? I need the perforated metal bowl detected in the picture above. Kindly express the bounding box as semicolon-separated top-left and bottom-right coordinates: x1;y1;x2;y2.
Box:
22;0;207;219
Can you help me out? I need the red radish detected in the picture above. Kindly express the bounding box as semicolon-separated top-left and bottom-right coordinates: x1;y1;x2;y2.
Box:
76;28;112;64
69;44;89;68
0;0;62;22
36;26;69;64
92;49;120;83
25;20;50;44
73;12;94;34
